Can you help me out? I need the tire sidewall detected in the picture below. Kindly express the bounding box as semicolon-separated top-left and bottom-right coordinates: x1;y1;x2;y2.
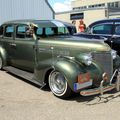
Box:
49;70;72;98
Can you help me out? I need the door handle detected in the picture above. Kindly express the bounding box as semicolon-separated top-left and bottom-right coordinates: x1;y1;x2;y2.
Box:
50;46;54;50
39;48;46;52
9;43;16;47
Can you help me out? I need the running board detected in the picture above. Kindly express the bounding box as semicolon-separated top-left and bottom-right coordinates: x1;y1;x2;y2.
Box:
3;66;45;88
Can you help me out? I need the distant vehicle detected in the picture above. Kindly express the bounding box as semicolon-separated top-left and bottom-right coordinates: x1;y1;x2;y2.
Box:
74;18;120;55
0;20;120;99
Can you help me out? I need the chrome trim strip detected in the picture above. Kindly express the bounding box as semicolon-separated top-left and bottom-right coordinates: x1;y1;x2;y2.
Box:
80;85;115;96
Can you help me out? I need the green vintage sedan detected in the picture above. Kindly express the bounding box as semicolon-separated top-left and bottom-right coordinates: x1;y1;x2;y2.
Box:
0;20;120;99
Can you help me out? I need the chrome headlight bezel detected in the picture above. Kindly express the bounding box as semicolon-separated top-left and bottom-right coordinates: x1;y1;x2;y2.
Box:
82;53;93;66
111;50;117;60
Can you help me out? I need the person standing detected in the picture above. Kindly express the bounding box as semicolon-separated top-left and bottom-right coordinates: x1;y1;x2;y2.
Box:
72;20;76;26
78;19;86;32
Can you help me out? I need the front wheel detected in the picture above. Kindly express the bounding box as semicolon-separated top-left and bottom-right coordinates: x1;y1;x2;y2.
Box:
49;70;72;99
0;56;3;70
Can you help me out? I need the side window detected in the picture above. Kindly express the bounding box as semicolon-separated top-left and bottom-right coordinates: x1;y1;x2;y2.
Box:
0;26;3;36
16;25;32;39
92;24;113;34
16;25;26;38
58;27;69;34
115;25;120;35
45;28;54;35
58;27;65;34
36;28;43;36
4;25;14;37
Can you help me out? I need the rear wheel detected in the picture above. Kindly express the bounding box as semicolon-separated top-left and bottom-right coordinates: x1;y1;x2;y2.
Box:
0;56;3;70
49;70;72;99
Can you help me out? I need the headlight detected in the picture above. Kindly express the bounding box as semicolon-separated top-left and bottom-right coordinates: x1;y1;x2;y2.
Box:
83;53;93;66
111;50;117;59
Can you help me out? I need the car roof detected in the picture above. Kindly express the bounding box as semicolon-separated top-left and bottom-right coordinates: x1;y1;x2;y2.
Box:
3;19;74;28
89;18;120;27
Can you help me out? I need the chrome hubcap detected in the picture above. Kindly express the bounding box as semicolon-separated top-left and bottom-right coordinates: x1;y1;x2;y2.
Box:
49;71;67;95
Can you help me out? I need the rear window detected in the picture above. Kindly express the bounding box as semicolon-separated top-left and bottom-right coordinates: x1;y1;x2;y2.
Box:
4;25;14;37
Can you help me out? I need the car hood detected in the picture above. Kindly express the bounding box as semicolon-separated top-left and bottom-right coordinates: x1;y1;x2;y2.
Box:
39;36;111;53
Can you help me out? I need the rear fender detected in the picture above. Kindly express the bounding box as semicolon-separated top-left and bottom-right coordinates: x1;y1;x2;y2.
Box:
0;47;7;67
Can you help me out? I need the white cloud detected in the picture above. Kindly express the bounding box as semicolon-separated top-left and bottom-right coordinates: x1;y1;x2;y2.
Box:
53;0;73;12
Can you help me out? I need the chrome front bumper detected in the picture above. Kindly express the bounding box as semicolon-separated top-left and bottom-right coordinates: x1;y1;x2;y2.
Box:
80;70;120;96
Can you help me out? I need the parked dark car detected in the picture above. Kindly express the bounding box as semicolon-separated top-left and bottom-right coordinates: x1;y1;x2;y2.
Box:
74;18;120;55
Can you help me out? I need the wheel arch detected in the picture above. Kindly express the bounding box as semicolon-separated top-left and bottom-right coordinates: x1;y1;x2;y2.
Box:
44;60;83;91
44;68;54;86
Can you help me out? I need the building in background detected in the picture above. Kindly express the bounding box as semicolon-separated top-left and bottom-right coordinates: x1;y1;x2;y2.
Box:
56;0;120;32
0;0;54;25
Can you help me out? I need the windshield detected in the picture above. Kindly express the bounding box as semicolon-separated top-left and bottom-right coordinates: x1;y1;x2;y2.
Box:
36;27;76;37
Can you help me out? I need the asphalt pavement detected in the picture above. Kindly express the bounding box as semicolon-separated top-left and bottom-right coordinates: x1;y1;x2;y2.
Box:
0;70;120;120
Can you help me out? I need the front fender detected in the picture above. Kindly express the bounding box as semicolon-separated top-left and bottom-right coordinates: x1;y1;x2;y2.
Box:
54;59;104;92
54;59;84;91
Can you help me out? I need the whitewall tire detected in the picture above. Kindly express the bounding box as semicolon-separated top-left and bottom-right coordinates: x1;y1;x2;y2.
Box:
49;70;72;99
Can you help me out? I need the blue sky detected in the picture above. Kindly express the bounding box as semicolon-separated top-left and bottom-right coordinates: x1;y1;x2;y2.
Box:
49;0;65;6
48;0;72;12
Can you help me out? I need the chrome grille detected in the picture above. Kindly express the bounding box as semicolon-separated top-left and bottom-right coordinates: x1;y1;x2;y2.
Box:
92;52;113;80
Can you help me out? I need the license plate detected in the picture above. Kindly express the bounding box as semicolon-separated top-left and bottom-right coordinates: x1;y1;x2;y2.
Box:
74;79;93;91
78;72;90;84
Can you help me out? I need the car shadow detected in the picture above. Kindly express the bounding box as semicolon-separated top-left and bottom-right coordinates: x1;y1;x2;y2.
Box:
6;71;120;104
67;89;120;105
6;71;51;92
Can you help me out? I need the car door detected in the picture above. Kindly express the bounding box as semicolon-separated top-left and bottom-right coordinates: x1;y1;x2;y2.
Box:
1;24;15;65
12;24;35;72
110;22;120;55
